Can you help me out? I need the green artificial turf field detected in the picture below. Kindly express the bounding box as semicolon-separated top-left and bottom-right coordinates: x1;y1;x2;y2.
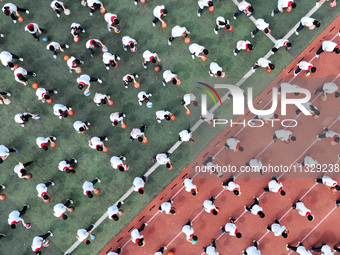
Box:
0;1;338;254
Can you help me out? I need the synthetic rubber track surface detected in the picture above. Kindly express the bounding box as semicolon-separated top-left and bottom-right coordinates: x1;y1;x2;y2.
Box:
99;16;340;255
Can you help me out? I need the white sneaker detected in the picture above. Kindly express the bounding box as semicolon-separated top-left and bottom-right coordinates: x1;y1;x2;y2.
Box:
59;116;63;119
191;55;195;59
315;54;319;58
316;135;321;140
69;199;74;204
252;68;256;73
197;12;201;17
108;28;111;32
0;34;4;37
135;74;139;78
104;137;108;141
168;40;171;46
21;124;25;127
233;15;236;20
7;93;11;96
316;2;320;7
90;12;93;16
144;223;148;226
19;58;24;61
57;14;60;17
124;47;127;51
106;66;110;70
48;231;53;237
214;29;218;34
53;90;58;94
65;44;69;48
233;50;237;56
142;63;147;68
271;11;274;17
1;185;5;189
152;22;156;27
98;79;102;83
26;10;29;14
251;32;255;38
96;177;101;183
32;73;37;77
157;120;161;123
295;31;299;35
139;101;142;106
117;56;121;60
134;1;138;5
13;20;17;23
209;72;213;77
82;29;86;33
51;182;55;186
53;55;57;59
25;204;30;209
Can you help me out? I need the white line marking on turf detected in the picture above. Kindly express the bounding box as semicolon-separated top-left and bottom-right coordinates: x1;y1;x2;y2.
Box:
64;3;336;254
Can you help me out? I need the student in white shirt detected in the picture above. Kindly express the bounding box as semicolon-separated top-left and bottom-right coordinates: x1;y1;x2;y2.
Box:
122;36;137;52
168;26;190;45
131;223;148;246
73;121;90;133
163;70;180;86
286;242;312;255
46;41;69;58
2;3;29;23
152;5;167;27
82;178;101;198
197;0;214;17
110;112;126;126
70;23;85;39
189;43;209;59
294;61;316;76
179;130;195;143
14;66;36;85
203;196;219;215
181;93;197;112
233;0;254;19
273;129;296;143
251;19;271;38
51;1;66;17
8;205;30;229
87;0;104;16
203;239;219;255
107;201;124;221
222;175;240;196
234;40;253;56
316;41;340;57
243;240;261;255
311;243;334;254
58;158;77;173
53;199;74;220
36;181;54;202
292;200;314;221
104;13;120;32
314;82;340;99
253;58;275;71
295;17;320;35
31;231;53;253
214;16;230;34
245;197;265;218
108;247;123;255
267;218;288;238
102;52;120;70
209;62;224;77
86;39;105;57
272;39;292;53
316;175;340;191
76;224;95;245
159;200;176;215
0;51;23;68
0;145;18;163
152;153;172;169
130;125;147;142
264;176;286;196
154;246;167;255
133;176;146;195
181;220;198;244
88;136;108;151
183;178;198;195
25;23;45;41
221;217;242;238
272;0;297;16
142;50;160;68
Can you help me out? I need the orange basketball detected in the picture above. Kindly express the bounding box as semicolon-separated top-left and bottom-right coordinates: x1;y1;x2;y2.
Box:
32;83;39;89
121;123;127;129
13;64;19;70
69;166;74;170
100;7;107;14
154;65;161;72
184;37;190;44
134;82;140;88
74;36;80;43
68;110;74;116
245;48;251;52
176;79;182;86
162;22;168;28
168;252;174;255
26;173;33;179
170;114;176;120
94;188;100;194
108;100;114;106
228;25;234;31
209;6;215;12
266;67;272;73
118;209;124;215
64;55;70;61
186;109;191;115
0;194;6;200
286;7;292;13
143;137;148;143
46;98;53;104
44;197;50;203
114;62;119;68
201;55;207;61
50;142;56;147
140;0;146;3
18;16;25;22
168;164;174;170
103;146;109;152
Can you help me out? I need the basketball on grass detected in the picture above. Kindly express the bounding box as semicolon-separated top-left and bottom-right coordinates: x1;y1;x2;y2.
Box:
94;188;100;194
18;16;25;22
68;110;74;116
143;137;148;143
64;55;70;61
186;109;191;115
209;6;215;12
201;55;207;61
140;0;146;3
108;100;114;105
154;66;161;72
170;114;176;120
184;37;190;43
13;64;19;70
134;82;140;88
0;194;6;200
32;83;39;89
228;25;234;31
46;98;53;104
75;67;82;73
162;22;167;28
26;173;33;179
103;146;109;152
286;7;292;13
266;67;272;73
50;142;56;147
100;8;107;14
74;37;80;43
121;123;127;129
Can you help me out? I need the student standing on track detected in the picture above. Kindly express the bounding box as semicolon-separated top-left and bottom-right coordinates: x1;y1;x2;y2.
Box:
2;3;29;23
154;246;167;255
311;243;335;253
133;176;146;195
233;0;254;19
245;197;265;218
297;155;319;169
267;218;288;238
168;25;190;45
317;127;339;143
271;0;297;16
314;82;340;98
292;200;314;221
0;145;18;163
181;220;198;244
273;129;296;143
295;17;320;35
159;200;176;215
315;40;340;57
225;137;244;152
316;175;340;191
222;175;241;196
233;40;253;56
271;38;292;53
131;223;148;246
243;240;262;255
82;178;101;199
53;199;74;220
214;16;230;34
152;5;167;27
251;18;271;38
183;178;198;196
203;239;219;255
203;196;219;215
295;102;320;116
8;204;30;229
286;242;312;254
294;61;316;76
264;176;286;196
221;217;242;238
107;247;123;255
